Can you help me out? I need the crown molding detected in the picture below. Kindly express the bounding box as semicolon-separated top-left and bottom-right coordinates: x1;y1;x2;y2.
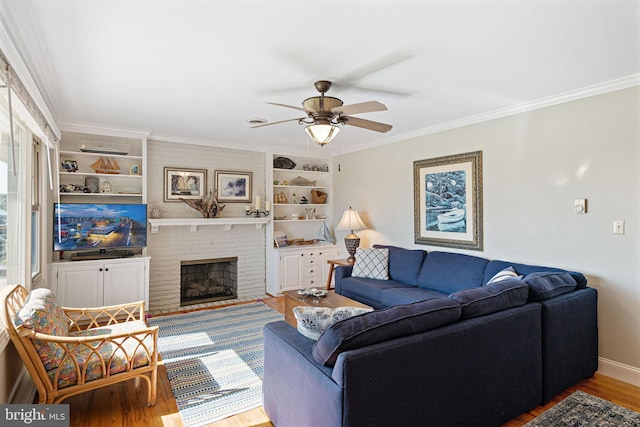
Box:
336;73;640;156
58;122;151;139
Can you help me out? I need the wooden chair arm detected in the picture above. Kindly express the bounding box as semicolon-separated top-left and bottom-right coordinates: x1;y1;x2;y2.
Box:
24;325;159;344
63;301;146;331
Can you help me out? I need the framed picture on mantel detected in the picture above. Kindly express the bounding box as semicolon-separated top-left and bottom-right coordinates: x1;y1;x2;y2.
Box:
215;170;252;203
164;167;207;202
413;151;483;251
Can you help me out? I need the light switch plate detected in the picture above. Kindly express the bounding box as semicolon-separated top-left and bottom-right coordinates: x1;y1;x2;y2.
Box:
613;220;625;234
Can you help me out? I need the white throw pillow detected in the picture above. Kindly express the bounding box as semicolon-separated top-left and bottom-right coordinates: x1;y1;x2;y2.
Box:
486;266;521;284
352;248;390;280
293;306;373;341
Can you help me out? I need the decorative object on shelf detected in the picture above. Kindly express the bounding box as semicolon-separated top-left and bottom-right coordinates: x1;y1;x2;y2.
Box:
84;177;99;193
180;190;225;218
245;195;270;217
129;164;140;175
90;157;121;174
282;180;289;185
273;180;279;185
305;207;314;219
215;170;252;203
274;232;288;248
79;143;128;155
253;80;392;147
59;183;91;193
100;180;113;193
164;167;207;202
317;222;335;243
413;151;483;251
320;163;329;172
300;196;309;204
149;207;162;218
274;191;288;204
292;193;297;203
273;157;296;169
311;189;328;204
290;176;316;186
336;206;368;262
61;159;78;172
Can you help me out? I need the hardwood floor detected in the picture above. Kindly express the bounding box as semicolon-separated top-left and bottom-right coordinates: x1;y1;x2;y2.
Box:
62;297;639;427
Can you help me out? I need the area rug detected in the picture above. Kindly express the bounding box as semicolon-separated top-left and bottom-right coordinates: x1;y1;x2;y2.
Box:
524;390;640;426
147;302;283;426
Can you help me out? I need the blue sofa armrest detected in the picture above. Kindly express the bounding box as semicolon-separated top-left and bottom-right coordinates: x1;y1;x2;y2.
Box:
263;321;343;427
334;265;353;294
539;287;598;402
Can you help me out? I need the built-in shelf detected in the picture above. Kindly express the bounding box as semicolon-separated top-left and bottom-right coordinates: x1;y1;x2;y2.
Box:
148;217;270;233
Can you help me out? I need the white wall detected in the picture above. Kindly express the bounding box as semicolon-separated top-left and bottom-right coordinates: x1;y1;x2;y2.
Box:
333;87;640;380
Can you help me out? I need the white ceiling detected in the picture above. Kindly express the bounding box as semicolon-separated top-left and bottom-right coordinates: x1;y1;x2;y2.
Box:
1;0;639;154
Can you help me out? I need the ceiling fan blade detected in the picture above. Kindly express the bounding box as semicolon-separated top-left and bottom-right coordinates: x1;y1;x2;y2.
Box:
332;101;387;116
342;116;393;133
265;102;309;113
341;52;413;82
250;117;305;128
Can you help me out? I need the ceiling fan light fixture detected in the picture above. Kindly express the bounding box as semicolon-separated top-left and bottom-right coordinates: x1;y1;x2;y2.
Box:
305;123;340;146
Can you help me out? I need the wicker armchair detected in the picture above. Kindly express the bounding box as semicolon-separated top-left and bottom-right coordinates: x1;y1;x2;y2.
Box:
1;284;158;406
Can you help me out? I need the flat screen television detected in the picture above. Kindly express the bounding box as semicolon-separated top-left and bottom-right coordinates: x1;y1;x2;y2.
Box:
53;203;147;253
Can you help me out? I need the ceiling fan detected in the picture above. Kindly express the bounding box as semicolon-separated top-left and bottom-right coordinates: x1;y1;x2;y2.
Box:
252;80;392;146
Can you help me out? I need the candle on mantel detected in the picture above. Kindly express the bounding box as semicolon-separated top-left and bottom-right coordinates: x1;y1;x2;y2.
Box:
265;201;271;211
255;196;261;210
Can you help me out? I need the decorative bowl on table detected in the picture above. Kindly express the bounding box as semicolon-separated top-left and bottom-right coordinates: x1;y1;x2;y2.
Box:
297;288;327;298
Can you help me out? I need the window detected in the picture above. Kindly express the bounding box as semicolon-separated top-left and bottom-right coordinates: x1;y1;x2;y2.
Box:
0;104;26;288
31;137;42;280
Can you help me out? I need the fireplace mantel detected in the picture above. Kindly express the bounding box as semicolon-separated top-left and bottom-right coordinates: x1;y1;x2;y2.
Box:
148;217;270;233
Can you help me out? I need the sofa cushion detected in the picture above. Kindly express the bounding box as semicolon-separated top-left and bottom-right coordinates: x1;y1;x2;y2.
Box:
352;248;389;280
14;288;69;371
524;272;577;301
448;278;529;319
293;306;374;341
339;277;409;308
312;298;461;366
486;266;521;284
379;287;446;307
484;260;587;289
373;245;427;286
417;251;489;293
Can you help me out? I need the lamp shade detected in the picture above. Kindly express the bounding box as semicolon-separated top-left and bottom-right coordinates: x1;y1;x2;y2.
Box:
305;124;340;146
336;207;367;231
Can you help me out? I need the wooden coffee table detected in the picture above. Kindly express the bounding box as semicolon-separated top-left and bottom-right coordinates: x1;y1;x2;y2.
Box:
283;290;372;328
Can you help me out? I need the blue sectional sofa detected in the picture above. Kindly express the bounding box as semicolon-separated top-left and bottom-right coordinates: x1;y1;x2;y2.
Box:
263;246;598;427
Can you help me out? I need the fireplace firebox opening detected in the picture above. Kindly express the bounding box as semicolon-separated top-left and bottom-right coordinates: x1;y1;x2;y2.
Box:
180;257;238;306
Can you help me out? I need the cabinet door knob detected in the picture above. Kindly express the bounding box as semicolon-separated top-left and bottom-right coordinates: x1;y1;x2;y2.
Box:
99;268;103;271
105;268;109;272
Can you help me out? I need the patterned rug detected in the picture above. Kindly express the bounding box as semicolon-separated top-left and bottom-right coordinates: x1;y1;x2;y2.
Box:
147;302;283;426
525;390;640;426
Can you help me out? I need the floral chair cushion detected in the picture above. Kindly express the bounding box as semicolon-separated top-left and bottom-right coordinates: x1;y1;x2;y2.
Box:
48;320;154;389
13;288;69;371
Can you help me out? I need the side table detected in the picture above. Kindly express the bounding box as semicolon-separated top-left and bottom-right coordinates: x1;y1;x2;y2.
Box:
325;258;354;290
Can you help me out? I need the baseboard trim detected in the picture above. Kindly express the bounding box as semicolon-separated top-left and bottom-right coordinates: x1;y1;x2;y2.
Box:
599;357;640;387
10;367;37;404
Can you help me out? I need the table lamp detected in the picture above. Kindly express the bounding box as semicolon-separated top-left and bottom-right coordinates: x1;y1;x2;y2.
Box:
336;206;367;262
